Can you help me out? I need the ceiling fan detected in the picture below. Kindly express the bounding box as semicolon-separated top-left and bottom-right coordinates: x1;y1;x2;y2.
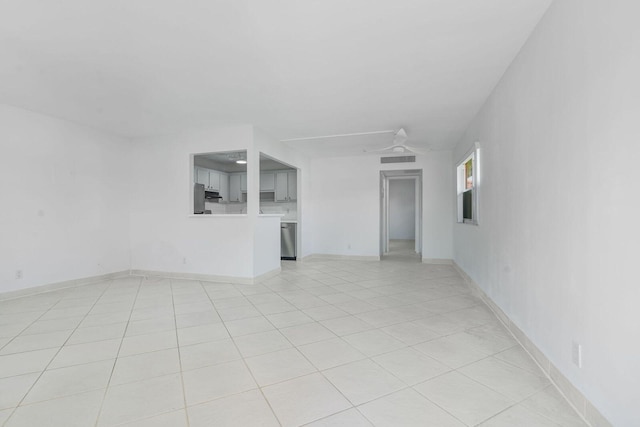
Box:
364;128;429;155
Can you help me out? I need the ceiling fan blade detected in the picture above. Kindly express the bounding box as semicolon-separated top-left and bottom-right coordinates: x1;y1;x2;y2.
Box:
402;144;430;155
363;144;402;153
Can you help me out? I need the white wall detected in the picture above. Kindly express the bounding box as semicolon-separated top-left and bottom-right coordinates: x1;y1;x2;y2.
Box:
308;151;453;260
129;124;259;279
389;179;416;240
452;1;640;425
0;104;131;293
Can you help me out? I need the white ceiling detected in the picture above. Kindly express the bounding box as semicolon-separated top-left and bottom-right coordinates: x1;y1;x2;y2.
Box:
0;0;552;153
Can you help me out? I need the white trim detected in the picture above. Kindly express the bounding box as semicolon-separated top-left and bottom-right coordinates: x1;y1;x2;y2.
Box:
130;268;281;285
300;254;381;262
0;271;131;301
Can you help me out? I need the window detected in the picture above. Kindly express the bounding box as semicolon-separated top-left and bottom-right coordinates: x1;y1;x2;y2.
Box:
457;143;480;224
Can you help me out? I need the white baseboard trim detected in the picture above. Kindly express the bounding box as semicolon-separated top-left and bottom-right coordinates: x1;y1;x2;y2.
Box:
301;254;381;262
0;270;130;301
422;258;453;265
452;261;612;427
129;268;282;285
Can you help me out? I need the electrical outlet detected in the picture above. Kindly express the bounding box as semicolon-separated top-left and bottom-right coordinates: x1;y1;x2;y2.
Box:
16;270;23;279
572;341;582;368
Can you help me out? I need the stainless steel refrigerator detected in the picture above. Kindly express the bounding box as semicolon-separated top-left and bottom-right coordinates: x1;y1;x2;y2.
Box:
194;183;205;214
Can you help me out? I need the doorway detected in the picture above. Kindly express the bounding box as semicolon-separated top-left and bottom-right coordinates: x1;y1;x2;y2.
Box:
380;170;422;262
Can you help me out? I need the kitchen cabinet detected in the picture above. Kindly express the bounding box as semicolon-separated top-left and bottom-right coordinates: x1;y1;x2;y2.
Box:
260;172;275;191
219;173;229;201
195;167;209;187
208;171;220;191
230;174;242;202
275;171;297;202
240;173;247;192
287;171;297;201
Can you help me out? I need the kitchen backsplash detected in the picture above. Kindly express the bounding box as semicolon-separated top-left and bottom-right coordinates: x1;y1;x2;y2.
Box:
204;201;297;220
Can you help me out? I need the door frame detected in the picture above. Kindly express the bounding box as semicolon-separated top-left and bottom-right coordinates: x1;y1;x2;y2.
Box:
380;170;423;257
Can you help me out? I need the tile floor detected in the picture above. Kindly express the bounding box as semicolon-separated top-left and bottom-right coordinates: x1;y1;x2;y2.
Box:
0;259;587;426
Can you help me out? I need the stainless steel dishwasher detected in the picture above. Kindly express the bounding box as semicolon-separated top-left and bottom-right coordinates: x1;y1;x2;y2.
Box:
281;222;296;260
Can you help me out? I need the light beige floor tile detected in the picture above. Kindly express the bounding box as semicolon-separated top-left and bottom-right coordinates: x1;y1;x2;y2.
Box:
459;357;550;401
380;321;440;345
187;389;279;427
305;408;373;426
0;348;57;378
297;338;366;371
342;329;405;356
98;374;184;426
280;322;336;346
320;316;374;336
21;317;83;335
358;388;465;427
119;409;187;427
414;371;514;425
303;305;348;321
262;373;351;427
218;305;261;321
266;310;314;328
119;330;177;357
0;373;39;409
179;339;240;371
176;323;229;347
125;318;175;337
413;334;491;368
479;403;563;426
0;408;12;424
6;389;103;427
0;330;71;355
234;330;292;358
372;347;450;385
49;338;121;369
225;316;274;337
494;346;544;375
175;311;221;329
521;386;588;427
182;359;256;405
111;348;180;385
245;348;316;386
322;359;405;405
23;359;113;404
66;322;127;345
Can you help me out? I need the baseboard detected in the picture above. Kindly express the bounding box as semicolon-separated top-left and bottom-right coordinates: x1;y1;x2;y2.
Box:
452;261;612;427
130;268;281;285
301;254;381;262
0;270;130;301
422;258;453;265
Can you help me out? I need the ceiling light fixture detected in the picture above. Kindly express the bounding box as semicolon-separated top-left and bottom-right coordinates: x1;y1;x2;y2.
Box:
236;159;247;164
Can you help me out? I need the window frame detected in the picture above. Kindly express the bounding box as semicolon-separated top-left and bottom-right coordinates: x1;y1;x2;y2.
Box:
456;142;480;225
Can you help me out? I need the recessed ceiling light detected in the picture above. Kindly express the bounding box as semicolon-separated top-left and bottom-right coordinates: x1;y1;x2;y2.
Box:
236;159;247;164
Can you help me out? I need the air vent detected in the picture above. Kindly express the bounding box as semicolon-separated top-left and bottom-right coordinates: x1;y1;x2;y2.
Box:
381;156;416;164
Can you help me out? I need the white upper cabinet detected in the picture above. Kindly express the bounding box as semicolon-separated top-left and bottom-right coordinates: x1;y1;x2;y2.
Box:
287;171;297;201
208;170;220;191
240;173;247;192
275;170;297;202
195;167;209;186
230;174;242;202
219;173;229;201
260;172;275;191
